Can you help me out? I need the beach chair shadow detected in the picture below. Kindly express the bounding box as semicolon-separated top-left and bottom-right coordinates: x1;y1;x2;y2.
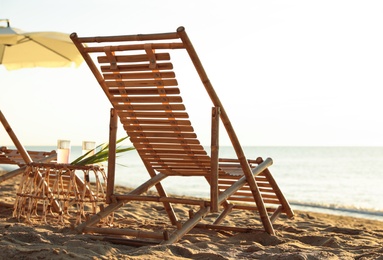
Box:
71;26;294;245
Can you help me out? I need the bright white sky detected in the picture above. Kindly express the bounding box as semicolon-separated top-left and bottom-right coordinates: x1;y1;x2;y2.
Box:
1;0;383;147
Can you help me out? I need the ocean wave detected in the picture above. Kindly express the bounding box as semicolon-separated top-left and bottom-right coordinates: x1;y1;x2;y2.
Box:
290;201;383;219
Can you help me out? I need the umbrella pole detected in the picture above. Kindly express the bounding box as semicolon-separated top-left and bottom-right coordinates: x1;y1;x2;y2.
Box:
0;110;32;164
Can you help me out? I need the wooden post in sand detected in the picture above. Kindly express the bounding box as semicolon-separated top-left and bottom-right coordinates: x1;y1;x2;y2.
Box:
210;107;220;212
106;108;118;204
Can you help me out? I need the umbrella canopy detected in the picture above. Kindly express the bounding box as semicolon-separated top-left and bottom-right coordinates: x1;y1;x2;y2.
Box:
0;19;83;70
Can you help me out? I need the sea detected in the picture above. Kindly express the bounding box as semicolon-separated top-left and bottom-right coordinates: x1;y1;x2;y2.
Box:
2;146;383;221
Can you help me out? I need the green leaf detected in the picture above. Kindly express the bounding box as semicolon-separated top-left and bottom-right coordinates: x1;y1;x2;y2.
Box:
71;136;134;166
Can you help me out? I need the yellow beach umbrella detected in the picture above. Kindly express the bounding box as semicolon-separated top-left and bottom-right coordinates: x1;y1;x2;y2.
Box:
1;19;85;166
0;19;83;70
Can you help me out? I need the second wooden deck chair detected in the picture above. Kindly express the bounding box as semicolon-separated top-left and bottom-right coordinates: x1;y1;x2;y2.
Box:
71;26;294;245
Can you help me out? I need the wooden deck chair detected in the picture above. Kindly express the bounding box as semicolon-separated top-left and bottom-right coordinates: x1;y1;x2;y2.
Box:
0;146;56;167
70;26;294;245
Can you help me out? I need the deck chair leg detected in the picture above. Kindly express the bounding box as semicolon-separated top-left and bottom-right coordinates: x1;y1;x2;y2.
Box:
161;206;211;245
270;206;283;223
262;167;294;219
106;108;117;204
213;204;234;225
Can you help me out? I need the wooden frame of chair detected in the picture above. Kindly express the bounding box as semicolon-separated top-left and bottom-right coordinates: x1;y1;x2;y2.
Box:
70;26;294;245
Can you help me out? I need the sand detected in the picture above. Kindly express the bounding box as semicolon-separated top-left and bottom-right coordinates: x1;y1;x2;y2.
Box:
1;174;383;260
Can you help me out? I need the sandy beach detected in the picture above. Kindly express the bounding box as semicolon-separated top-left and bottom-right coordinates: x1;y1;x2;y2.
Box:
1;173;383;260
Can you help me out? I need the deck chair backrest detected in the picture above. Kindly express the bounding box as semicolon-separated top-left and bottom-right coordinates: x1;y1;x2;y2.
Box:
71;27;252;177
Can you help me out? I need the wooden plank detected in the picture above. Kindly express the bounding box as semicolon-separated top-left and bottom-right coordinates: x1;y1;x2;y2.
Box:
76;31;180;43
111;96;182;103
195;223;261;233
117;111;189;119
138;149;207;155
228;196;281;204
106;108;118;204
109;87;180;95
84;226;165;240
218;178;269;185
129;137;199;144
147;158;211;164
134;143;204;150
232;204;278;213
210;107;220;212
219;158;262;164
82;42;184;52
150;165;210;171
121;118;191;126
153;167;210;173
140;154;209;160
124;125;193;132
114;194;207;206
157;170;211;176
105;79;178;88
115;104;185;111
104;71;175;80
98;53;170;64
150;162;210;167
101;62;173;72
128;132;197;138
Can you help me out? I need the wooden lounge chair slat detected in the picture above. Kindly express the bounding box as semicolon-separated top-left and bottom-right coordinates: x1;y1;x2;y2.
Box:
151;161;210;166
98;53;171;64
121;119;190;126
115;104;185;111
128;132;197;138
109;87;180;95
160;170;210;176
138;149;207;155
148;155;210;161
124;125;193;132
232;205;277;213
117;111;188;119
82;42;184;52
104;71;176;80
111;96;182;103
134;144;204;150
140;154;209;160
105;79;178;88
129;137;199;144
101;62;173;72
76;31;180;43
